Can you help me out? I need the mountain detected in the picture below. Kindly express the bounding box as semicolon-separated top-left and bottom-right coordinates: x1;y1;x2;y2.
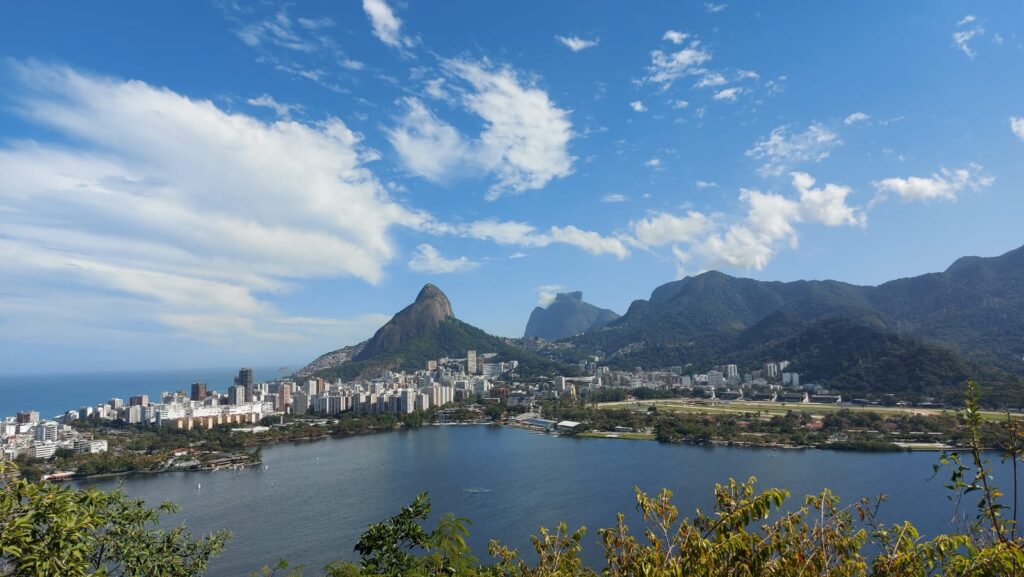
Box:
524;291;620;340
300;284;569;381
355;283;454;361
564;244;1024;403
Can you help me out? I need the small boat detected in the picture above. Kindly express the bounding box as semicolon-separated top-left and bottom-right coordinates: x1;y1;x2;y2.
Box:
197;483;201;490
461;488;491;493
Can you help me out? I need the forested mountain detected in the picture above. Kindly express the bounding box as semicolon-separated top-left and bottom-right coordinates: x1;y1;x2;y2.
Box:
563;245;1024;403
301;284;567;381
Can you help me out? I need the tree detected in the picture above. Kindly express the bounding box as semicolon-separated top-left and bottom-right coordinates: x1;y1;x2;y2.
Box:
326;492;481;577
0;461;228;577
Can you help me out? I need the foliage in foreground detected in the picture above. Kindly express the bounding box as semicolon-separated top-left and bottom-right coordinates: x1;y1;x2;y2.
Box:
0;460;228;577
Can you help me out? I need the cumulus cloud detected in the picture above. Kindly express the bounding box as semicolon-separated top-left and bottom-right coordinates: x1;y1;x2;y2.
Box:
362;0;416;50
630;100;647;112
705;3;728;13
556;35;599;52
645;158;663;169
631;211;714;247
844;112;870;125
791;172;866;227
408;244;479;273
601;193;628;203
746;123;841;176
387;59;575;200
633;173;864;272
1011;116;1024;140
872;164;994;203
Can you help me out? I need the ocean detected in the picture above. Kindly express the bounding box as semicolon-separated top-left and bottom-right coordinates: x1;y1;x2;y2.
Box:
0;367;283;419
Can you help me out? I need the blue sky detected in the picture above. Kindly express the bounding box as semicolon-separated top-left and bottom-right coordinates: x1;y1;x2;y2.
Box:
1;1;1022;373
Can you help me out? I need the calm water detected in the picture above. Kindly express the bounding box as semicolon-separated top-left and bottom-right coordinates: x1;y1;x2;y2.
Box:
0;367;281;419
75;426;1009;577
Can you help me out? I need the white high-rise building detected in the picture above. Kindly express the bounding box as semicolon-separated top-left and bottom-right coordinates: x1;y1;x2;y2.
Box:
33;421;57;442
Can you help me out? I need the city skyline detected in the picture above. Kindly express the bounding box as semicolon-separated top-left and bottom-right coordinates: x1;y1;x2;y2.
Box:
2;1;1023;373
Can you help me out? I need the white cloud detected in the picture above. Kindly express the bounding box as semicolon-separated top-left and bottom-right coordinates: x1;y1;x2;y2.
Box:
952;16;984;59
224;6;362;92
632;211;714;247
362;0;415;49
454;219;629;259
247;93;300;118
423;78;448;100
640;173;864;272
844;112;870;125
1011;116;1024;140
873;164;994;203
705;3;728;13
0;63;433;343
712;87;742;101
791;172;866;227
695;180;717;189
662;30;689;44
536;285;565;307
746;123;841;176
389;59;575;200
236;11;319;52
630;100;647;112
386;97;469;181
556;35;599;52
646;38;712;88
645;158;662;169
548;226;630;259
672;100;690;109
695;73;727;88
408;244;479;273
601;193;628;203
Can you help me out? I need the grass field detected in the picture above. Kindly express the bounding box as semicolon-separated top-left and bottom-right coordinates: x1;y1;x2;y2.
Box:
597;399;1021;422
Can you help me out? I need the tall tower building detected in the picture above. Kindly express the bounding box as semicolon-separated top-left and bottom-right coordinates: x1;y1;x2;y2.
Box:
238;367;254;402
229;384;247;406
278;385;291;413
190;382;207;401
467;350;477;375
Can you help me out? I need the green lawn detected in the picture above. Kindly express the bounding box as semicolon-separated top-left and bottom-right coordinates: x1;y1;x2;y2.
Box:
597;399;1020;421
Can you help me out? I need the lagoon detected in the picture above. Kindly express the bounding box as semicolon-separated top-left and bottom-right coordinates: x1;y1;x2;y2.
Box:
76;425;999;576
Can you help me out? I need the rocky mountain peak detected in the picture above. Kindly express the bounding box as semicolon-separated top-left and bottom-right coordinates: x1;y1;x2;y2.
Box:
354;284;455;361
